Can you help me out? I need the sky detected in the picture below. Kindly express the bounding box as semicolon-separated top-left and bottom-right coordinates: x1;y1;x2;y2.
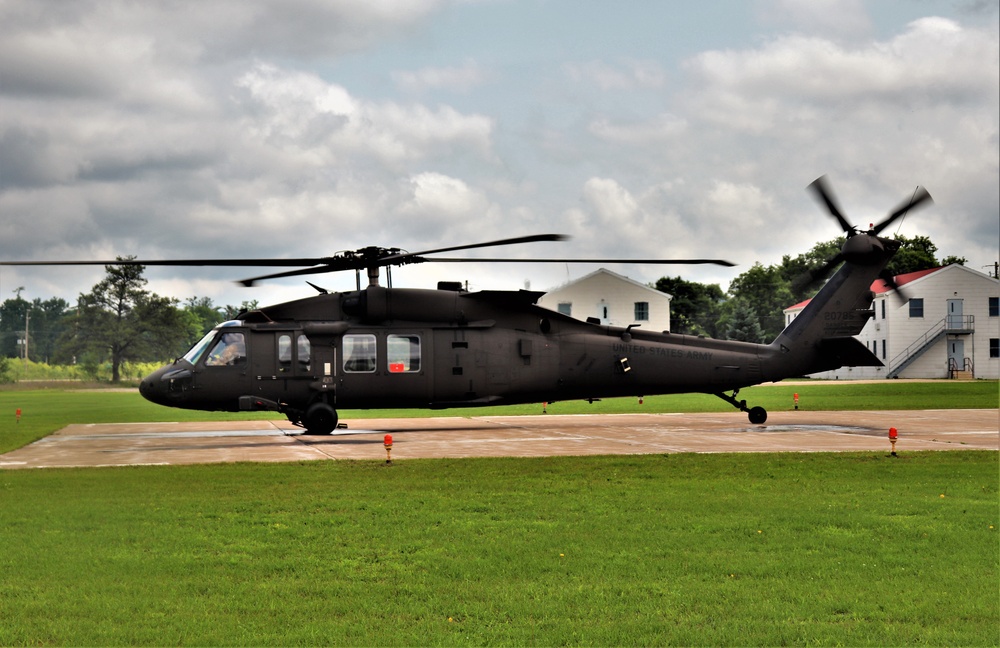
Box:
1;0;997;311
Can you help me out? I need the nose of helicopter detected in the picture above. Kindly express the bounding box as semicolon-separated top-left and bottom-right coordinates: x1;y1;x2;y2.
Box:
139;363;191;407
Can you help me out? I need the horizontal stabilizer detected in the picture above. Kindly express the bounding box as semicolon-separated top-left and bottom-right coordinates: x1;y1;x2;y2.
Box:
816;337;883;368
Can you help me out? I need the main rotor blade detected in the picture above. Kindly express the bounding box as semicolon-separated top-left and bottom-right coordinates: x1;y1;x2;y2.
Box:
791;253;844;295
807;175;854;234
431;257;736;267
380;234;570;264
1;258;333;267
871;186;933;235
237;266;338;287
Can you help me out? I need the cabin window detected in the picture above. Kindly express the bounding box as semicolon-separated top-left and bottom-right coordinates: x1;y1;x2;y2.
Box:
278;335;292;370
297;335;311;370
387;334;421;373
343;334;376;373
205;332;246;367
634;301;649;321
557;302;572;316
908;298;924;318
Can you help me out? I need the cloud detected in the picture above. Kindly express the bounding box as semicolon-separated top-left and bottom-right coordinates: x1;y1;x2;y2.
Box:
588;113;688;144
564;59;666;91
392;60;486;93
237;63;495;166
683;17;998;133
0;2;995;307
755;0;872;40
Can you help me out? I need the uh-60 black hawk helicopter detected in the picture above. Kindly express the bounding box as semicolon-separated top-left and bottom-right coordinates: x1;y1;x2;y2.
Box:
8;176;931;434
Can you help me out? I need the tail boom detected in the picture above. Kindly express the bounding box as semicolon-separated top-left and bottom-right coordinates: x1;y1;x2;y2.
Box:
763;234;898;379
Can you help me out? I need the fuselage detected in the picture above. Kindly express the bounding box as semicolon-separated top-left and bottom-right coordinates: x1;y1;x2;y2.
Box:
139;285;775;416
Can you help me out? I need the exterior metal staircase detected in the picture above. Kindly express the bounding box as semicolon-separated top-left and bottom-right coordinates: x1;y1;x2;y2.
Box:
886;315;974;379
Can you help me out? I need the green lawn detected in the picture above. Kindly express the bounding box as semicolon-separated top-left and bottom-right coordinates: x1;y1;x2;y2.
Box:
0;381;997;645
1;452;997;646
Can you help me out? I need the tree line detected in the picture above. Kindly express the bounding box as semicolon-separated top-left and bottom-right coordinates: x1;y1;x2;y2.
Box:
1;235;963;382
656;234;964;343
1;257;256;383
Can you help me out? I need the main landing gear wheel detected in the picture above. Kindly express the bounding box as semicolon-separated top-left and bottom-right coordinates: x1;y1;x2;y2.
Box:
748;406;767;425
714;390;768;425
304;402;338;435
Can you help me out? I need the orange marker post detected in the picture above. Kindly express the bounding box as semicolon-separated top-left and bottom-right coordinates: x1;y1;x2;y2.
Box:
16;408;21;424
888;427;898;457
793;393;799;410
384;434;393;464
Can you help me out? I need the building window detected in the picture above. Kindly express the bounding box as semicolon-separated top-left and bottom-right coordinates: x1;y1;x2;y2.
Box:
634;301;649;321
882;339;886;360
990;297;999;317
908;298;924;318
991;338;999;358
881;299;885;319
557;302;572;316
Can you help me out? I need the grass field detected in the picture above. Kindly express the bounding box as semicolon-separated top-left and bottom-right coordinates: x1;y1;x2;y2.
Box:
0;381;997;645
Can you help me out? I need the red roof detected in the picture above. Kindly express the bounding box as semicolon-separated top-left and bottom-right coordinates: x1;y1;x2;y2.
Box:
785;266;946;312
870;266;942;294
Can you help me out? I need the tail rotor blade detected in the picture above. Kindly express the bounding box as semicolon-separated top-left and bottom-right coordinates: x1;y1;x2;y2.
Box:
808;176;855;235
871;186;933;235
877;270;909;303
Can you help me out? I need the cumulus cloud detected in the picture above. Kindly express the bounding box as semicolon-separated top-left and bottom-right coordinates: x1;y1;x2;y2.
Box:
0;1;995;304
237;63;495;166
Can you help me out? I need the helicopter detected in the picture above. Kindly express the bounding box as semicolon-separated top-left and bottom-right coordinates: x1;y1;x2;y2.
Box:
5;177;931;434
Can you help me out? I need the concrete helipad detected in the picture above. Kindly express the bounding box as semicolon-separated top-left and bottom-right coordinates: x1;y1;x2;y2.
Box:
0;409;996;469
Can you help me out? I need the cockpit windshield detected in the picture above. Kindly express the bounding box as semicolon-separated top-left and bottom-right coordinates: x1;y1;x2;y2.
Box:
182;320;243;365
182;330;218;365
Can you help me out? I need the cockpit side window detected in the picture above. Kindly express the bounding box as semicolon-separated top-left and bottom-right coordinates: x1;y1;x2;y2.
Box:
205;332;247;367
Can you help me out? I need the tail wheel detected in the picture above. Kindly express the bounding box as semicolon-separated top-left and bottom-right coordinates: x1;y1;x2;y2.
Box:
304;402;338;435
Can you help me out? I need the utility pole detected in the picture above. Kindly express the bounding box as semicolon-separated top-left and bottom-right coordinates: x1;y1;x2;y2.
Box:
24;311;30;377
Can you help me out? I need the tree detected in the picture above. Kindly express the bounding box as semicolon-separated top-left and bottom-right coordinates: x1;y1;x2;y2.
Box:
184;296;224;337
0;295;30;358
652;276;725;337
223;300;259;320
28;297;71;363
725;262;794;341
724;298;766;343
64;258;188;382
885;234;939;276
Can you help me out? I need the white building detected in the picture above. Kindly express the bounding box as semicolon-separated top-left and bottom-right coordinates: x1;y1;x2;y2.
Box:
538;268;672;333
784;264;1000;380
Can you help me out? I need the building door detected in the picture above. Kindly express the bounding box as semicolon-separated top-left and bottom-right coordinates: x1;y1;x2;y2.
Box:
947;299;964;329
948;339;965;371
596;300;610;325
